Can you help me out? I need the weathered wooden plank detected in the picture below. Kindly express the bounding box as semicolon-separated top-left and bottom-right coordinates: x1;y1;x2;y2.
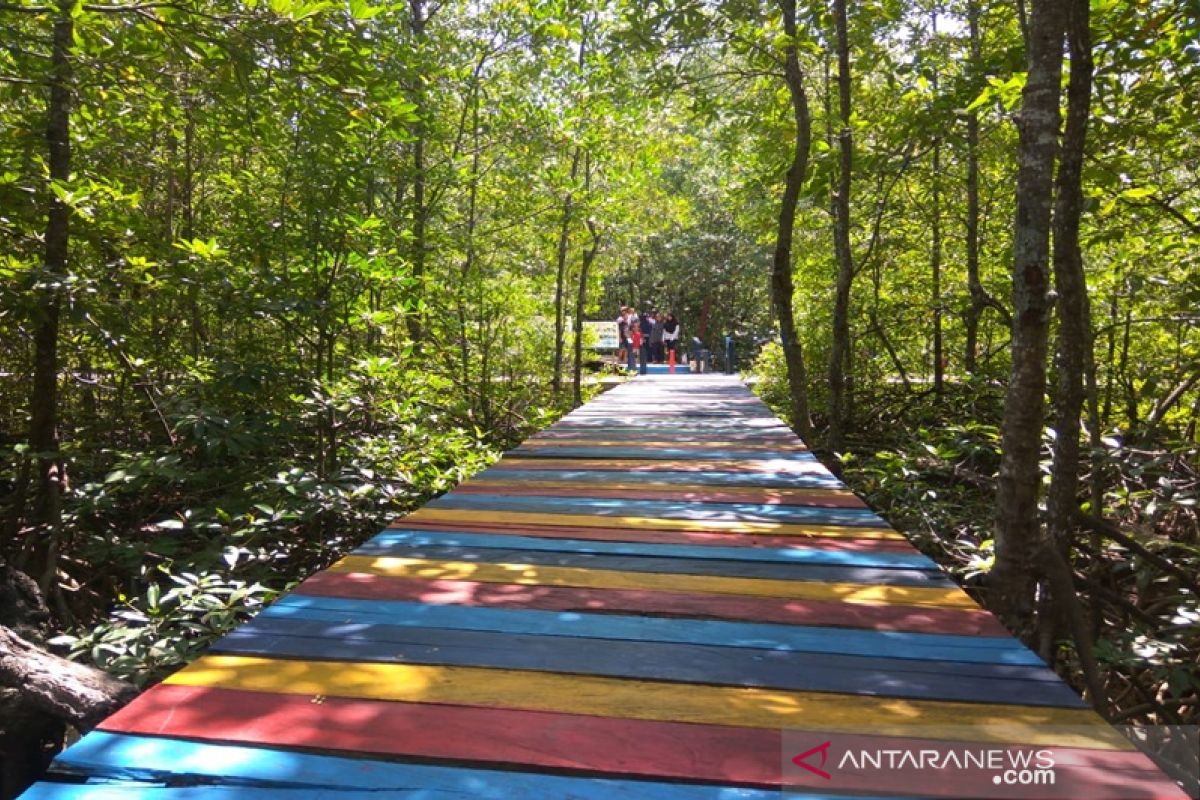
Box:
396;518;915;551
348;539;950;586
455;481;870;507
522;438;807;450
510;445;816;460
363;529;937;568
265;594;1045;663
94;687;1185;799
404;508;906;540
425;494;889;527
44;732;784;799
325;553;973;608
295;572;1009;635
479;465;844;487
211;616;1085;705
98;684;787;785
161;655;1114;746
490;456;836;474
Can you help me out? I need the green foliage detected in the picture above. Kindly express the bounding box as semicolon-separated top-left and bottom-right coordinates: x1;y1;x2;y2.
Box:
0;0;1195;736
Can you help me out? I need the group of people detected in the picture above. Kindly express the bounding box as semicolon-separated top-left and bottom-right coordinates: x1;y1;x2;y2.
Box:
616;306;680;369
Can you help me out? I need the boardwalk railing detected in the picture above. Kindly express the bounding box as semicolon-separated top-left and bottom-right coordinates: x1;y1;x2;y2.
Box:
20;375;1190;799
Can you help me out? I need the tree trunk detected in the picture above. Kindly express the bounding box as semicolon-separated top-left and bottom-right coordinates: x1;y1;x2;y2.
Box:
964;0;984;375
0;566;133;799
457;82;481;399
28;3;73;571
771;0;814;440
405;0;428;350
573;218;602;408
0;626;136;732
929;12;944;394
552;147;582;397
1046;0;1094;555
827;0;854;451
991;0;1069;630
1044;0;1105;714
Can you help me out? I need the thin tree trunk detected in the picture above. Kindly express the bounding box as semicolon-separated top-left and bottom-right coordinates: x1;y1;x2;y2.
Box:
552;146;582;396
771;0;814;440
183;101;203;359
930;11;944;394
1044;0;1104;714
964;0;983;374
406;0;428;349
827;0;854;451
457;83;482;397
992;0;1068;630
573;216;601;409
29;2;72;555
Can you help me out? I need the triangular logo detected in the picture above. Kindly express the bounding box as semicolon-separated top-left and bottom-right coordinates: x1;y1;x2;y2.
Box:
791;740;833;780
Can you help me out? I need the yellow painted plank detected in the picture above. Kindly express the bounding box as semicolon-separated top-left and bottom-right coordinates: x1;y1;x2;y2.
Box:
405;507;906;541
328;554;978;609
167;655;1124;750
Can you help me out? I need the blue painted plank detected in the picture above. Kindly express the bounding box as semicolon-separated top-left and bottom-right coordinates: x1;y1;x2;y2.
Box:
510;446;815;460
43;732;787;800
269;595;1048;665
366;529;938;569
21;788;891;800
214;616;1086;707
428;493;888;527
345;541;950;587
477;467;844;489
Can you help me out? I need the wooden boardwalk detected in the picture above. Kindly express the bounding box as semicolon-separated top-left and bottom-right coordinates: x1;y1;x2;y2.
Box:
20;376;1188;799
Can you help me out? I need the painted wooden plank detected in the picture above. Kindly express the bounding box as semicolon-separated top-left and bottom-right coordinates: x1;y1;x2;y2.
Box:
519;441;808;453
509;446;817;460
532;428;796;439
266;594;1044;663
455;481;869;508
426;494;889;527
162;655;1114;747
296;572;1010;635
211;616;1086;706
347;540;950;587
95;687;1187;800
326;553;978;609
491;456;837;475
395;519;921;552
364;529;937;568
477;466;845;488
46;732;783;800
404;507;908;540
98;684;789;786
466;476;855;495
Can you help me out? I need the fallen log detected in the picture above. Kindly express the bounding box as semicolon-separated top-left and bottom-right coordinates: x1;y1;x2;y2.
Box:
0;625;136;732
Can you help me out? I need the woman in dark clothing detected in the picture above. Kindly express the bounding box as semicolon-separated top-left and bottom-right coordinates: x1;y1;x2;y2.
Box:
662;312;681;360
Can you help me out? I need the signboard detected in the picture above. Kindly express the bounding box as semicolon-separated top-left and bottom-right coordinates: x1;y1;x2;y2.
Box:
583;320;620;350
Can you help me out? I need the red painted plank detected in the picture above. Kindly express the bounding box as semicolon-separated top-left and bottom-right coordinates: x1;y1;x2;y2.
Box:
99;683;781;785
454;483;868;507
296;571;1009;636
395;519;917;552
100;685;1184;799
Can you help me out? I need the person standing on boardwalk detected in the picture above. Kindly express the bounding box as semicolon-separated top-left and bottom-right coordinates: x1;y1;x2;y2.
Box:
628;309;641;371
638;307;653;368
650;310;665;363
662;312;681;361
624;307;633;367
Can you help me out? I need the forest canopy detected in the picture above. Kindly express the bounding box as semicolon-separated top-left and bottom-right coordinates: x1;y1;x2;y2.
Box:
0;0;1197;795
